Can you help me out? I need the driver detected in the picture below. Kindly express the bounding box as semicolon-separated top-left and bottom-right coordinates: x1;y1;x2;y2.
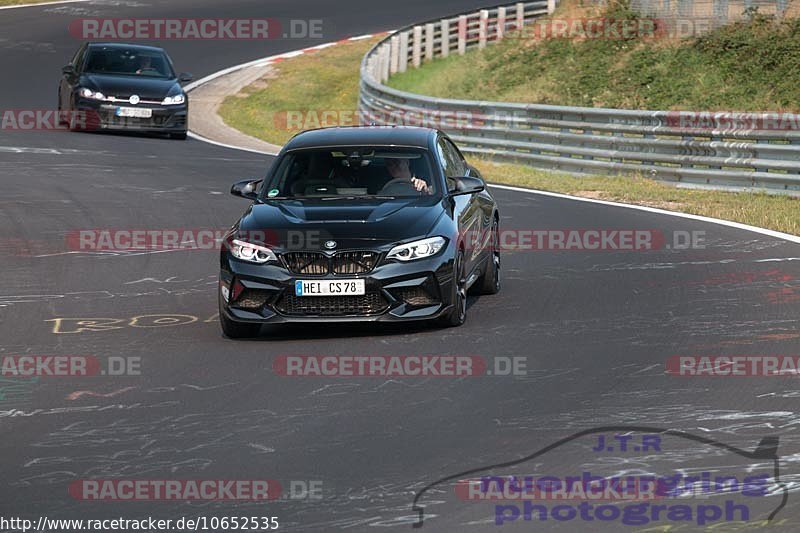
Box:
135;56;153;75
385;157;430;194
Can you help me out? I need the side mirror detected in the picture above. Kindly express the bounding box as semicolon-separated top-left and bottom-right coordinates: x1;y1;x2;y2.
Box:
450;176;485;196
178;72;193;83
62;65;76;77
231;179;262;200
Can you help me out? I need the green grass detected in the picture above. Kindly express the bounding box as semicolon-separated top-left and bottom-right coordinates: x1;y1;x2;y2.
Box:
219;38;379;146
218;29;800;236
472;159;800;235
388;2;800;111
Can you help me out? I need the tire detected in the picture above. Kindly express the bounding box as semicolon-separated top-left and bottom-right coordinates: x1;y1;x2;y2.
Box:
219;296;261;339
439;249;467;327
170;131;188;140
67;107;82;132
57;91;67;126
477;218;501;295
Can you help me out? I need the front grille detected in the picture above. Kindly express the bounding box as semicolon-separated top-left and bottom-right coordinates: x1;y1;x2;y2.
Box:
332;251;379;274
275;291;388;316
283;252;329;275
282;251;379;275
98;108;184;128
111;100;163;105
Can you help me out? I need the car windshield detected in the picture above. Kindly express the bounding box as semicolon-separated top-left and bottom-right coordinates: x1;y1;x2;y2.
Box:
260;147;438;199
83;47;175;78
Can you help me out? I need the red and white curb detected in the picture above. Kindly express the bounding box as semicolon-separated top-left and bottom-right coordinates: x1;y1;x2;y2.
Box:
186;32;800;245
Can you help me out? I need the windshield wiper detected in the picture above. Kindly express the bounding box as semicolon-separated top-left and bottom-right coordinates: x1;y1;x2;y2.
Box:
319;196;396;201
260;196;398;202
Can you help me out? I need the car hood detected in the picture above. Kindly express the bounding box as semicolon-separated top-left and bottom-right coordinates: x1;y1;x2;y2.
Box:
237;196;446;249
81;74;179;100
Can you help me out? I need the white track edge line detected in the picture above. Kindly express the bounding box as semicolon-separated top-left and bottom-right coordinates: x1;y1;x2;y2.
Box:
488;183;800;244
187;132;278;156
0;0;87;10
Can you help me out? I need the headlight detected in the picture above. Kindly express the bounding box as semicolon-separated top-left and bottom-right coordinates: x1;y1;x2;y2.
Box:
162;94;186;105
79;88;105;100
229;239;277;264
386;236;446;262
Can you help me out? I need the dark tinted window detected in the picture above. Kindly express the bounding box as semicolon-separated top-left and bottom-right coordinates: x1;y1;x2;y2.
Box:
84;47;175;78
443;138;467;176
262;147;437;199
436;138;453;176
71;45;86;69
437;137;467;190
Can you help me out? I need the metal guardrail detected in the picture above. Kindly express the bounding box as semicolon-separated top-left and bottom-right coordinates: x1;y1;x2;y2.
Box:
358;1;800;192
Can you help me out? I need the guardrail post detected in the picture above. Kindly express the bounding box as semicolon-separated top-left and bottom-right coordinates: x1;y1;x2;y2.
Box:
425;23;435;61
497;7;506;41
712;0;728;28
389;35;400;74
547;0;556;15
516;2;525;30
412;25;422;67
458;15;467;55
380;44;391;83
398;31;409;73
479;10;489;49
367;56;377;80
374;47;382;82
441;19;450;57
777;0;788;18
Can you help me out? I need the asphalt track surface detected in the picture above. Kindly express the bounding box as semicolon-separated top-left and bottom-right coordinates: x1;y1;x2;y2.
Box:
1;1;800;531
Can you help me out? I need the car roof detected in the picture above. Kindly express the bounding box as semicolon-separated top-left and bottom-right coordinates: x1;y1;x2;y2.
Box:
86;42;166;53
283;126;438;151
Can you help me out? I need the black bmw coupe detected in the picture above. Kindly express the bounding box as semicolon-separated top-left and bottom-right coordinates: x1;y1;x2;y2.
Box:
58;43;192;139
219;126;500;338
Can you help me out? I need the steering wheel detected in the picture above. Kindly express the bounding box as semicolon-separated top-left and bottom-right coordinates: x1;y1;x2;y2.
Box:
136;67;159;74
379;178;422;195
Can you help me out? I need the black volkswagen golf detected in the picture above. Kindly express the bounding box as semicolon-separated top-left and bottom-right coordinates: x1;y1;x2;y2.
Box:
219;127;500;338
58;43;191;138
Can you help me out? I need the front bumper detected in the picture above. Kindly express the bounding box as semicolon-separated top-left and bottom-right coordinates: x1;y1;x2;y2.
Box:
76;98;187;133
219;248;457;324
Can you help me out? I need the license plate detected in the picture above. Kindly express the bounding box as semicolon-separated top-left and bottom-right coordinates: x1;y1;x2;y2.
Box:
295;279;365;296
116;107;152;118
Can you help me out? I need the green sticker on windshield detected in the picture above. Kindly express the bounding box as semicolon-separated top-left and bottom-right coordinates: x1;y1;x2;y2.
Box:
268;189;280;197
